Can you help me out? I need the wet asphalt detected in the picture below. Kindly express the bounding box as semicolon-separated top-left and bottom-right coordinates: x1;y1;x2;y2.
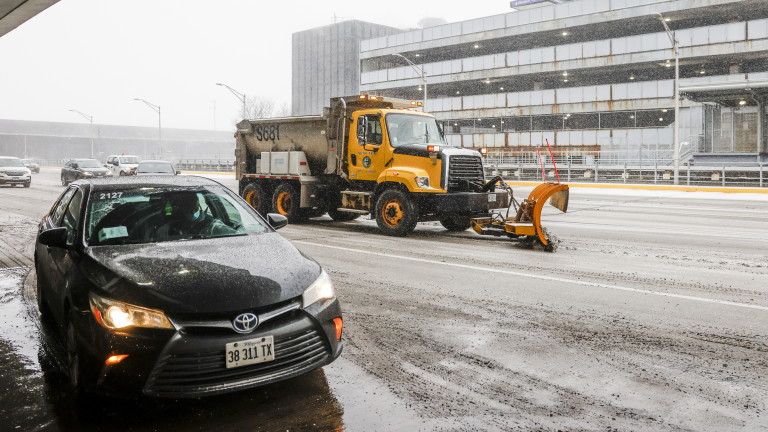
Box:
1;169;767;431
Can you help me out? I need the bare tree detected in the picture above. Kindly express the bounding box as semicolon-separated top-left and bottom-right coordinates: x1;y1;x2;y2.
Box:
247;96;275;119
275;102;291;118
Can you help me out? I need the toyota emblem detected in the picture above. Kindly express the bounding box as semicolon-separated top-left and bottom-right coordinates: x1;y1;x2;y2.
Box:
232;312;259;334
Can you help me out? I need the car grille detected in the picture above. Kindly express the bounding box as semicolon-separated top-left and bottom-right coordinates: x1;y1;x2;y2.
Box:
144;328;330;397
5;171;25;176
447;155;484;190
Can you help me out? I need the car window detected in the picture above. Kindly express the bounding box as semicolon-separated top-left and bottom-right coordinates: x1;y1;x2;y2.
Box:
119;156;139;164
51;188;77;226
78;159;102;168
61;190;84;244
87;186;269;246
137;162;174;173
0;158;25;167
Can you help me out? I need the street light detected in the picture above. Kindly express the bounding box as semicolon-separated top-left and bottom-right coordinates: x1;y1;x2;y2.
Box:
69;109;94;158
216;83;247;120
392;53;427;109
658;12;680;185
134;98;162;158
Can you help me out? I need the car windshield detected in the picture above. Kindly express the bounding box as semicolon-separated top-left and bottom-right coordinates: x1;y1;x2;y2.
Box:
119;156;140;164
86;186;269;246
21;159;34;164
385;113;445;147
77;159;102;168
137;162;174;173
0;158;24;167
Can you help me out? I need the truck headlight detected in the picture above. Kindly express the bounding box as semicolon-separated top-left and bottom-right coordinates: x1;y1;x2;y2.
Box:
414;176;430;188
90;293;173;330
302;270;335;308
105;171;113;177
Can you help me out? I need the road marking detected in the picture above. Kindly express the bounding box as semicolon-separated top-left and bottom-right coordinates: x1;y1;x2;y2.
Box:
295;241;768;312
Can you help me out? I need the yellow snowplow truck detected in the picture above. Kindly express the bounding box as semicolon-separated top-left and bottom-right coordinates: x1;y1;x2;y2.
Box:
235;95;567;244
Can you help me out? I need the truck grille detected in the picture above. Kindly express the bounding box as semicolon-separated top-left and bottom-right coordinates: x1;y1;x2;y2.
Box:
447;155;484;191
145;329;330;397
5;171;25;176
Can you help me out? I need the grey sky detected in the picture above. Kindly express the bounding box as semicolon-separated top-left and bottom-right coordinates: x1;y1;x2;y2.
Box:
0;0;509;131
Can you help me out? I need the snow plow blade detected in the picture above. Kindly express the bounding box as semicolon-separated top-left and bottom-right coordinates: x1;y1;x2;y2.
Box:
470;182;569;252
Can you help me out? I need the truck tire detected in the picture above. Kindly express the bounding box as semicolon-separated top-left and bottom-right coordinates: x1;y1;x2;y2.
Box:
272;183;306;223
375;189;418;236
242;183;270;215
439;215;472;231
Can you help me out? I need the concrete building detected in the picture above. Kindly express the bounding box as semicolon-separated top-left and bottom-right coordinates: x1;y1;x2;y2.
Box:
292;20;402;116
0;119;233;163
358;0;768;166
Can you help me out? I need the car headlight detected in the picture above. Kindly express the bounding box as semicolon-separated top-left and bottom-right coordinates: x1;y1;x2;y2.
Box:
105;171;113;176
83;171;94;177
0;169;6;174
302;270;335;308
90;292;173;330
414;176;431;188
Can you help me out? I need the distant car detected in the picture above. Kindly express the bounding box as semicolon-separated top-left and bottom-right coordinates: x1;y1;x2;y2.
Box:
136;160;179;176
35;175;343;398
0;156;32;188
61;159;113;186
106;154;140;176
21;158;40;173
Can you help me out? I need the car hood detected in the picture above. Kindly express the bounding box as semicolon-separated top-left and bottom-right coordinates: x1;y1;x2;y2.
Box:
84;233;321;315
82;167;110;174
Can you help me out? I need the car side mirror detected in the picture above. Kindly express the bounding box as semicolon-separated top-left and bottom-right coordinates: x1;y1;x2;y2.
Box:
103;164;109;168
39;227;68;248
266;213;288;230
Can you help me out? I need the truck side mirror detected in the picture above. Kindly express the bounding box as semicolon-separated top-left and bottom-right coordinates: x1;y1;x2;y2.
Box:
356;117;367;144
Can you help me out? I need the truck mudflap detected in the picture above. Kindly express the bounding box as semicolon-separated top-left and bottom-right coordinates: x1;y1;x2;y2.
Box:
470;182;569;252
430;191;510;213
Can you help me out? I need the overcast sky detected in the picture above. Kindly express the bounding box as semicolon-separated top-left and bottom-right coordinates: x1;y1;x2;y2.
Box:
0;1;509;131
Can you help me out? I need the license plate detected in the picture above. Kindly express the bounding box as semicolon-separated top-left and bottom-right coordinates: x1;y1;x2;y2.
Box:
12;177;20;180
225;336;275;369
488;194;497;203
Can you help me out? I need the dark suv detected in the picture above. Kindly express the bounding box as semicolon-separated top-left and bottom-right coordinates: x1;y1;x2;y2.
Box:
61;159;112;185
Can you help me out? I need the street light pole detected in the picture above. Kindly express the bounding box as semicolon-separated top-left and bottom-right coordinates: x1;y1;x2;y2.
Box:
69;109;94;158
216;83;247;120
658;13;680;185
393;53;427;109
134;98;162;158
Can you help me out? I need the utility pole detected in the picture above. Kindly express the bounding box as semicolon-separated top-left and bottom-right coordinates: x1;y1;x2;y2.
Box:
658;12;680;185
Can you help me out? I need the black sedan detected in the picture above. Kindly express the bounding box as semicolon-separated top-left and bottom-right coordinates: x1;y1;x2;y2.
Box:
61;158;113;185
35;175;343;398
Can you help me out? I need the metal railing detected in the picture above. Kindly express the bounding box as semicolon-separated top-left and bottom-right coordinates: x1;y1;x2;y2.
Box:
483;149;766;188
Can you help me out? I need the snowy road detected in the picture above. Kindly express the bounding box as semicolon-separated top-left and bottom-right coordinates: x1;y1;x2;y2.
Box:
0;168;766;431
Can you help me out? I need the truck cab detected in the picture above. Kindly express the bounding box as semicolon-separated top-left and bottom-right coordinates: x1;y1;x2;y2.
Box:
106;154;140;176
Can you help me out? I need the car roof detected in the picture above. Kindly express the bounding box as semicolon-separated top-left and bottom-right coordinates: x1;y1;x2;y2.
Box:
72;158;99;162
0;156;20;160
74;175;221;191
138;160;172;164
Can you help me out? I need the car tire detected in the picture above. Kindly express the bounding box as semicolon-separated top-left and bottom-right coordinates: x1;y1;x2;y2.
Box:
439;214;472;231
66;310;92;396
23;181;31;188
119;170;126;176
272;183;306;223
375;188;418;236
242;182;270;215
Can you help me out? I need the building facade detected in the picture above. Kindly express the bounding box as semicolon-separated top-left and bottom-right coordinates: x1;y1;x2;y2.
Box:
358;0;768;165
292;20;402;116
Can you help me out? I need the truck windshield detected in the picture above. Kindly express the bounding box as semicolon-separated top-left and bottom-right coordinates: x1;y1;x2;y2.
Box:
385;113;445;147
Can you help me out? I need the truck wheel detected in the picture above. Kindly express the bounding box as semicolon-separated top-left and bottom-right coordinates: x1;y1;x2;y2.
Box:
272;183;306;223
439;215;471;231
242;183;270;215
375;189;418;236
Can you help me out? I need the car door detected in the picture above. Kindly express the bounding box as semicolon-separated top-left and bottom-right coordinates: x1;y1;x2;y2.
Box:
38;187;76;316
61;161;71;183
44;187;84;325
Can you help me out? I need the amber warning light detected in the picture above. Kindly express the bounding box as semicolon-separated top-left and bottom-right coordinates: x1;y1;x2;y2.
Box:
427;145;440;152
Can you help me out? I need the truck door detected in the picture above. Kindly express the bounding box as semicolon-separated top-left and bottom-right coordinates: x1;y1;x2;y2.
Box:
348;113;389;182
